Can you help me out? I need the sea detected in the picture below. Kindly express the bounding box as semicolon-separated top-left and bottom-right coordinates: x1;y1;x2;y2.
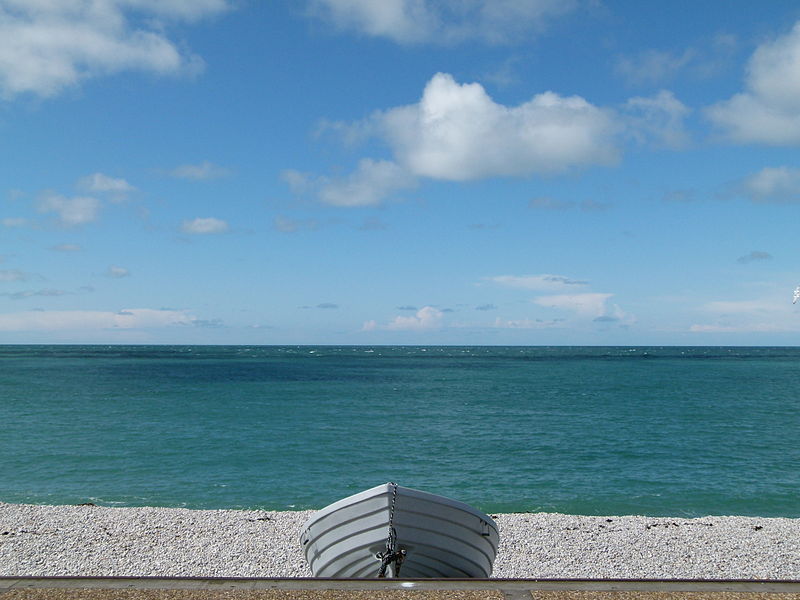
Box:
1;345;798;518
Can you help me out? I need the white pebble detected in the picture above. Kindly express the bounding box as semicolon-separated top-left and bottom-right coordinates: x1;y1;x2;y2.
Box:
0;503;798;579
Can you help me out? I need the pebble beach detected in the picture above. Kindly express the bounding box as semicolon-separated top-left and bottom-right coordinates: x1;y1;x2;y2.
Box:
1;503;798;580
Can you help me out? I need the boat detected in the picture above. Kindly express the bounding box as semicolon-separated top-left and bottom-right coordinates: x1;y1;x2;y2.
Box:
299;482;500;578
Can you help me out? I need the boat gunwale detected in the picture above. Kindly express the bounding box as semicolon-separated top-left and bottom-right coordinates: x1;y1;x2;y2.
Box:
300;483;498;537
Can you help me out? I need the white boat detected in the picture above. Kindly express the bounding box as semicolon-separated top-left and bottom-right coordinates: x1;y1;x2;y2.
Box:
299;482;500;578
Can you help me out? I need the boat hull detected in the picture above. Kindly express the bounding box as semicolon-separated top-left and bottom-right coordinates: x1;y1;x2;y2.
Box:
299;483;500;578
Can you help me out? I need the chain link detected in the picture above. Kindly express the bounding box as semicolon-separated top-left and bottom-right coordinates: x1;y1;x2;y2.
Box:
386;481;398;549
377;482;405;577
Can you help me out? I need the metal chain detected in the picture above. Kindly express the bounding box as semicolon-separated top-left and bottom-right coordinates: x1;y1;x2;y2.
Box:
377;482;405;577
386;481;398;549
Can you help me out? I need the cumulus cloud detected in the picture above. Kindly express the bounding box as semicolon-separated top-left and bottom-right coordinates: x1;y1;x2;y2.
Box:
106;265;130;278
181;217;229;234
37;193;100;227
488;274;588;291
622;90;691;149
309;72;619;195
283;159;415;207
707;21;800;144
533;292;634;325
615;36;737;87
0;0;229;99
295;72;698;206
615;49;695;87
486;273;633;327
533;292;613;317
387;306;443;330
365;306;443;331
78;172;135;200
169;161;231;180
311;159;416;207
0;308;196;331
303;73;620;203
306;0;576;45
740;166;800;203
379;73;619;181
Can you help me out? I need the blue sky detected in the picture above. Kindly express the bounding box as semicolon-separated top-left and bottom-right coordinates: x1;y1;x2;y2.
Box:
2;0;800;345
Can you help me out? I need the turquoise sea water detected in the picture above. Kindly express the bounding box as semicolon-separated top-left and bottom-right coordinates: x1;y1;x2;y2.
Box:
1;345;798;517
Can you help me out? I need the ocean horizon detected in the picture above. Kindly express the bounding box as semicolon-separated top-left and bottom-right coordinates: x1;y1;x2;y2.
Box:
2;344;798;518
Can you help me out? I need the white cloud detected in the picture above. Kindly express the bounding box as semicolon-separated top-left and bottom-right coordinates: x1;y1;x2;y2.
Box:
379;73;619;181
106;265;130;278
283;159;416;207
282;170;314;195
169;160;230;180
37;193;100;226
492;316;562;329
294;73;696;207
79;172;135;194
707;21;800;144
307;0;576;45
615;49;695;86
533;292;613;317
689;294;800;333
531;292;634;325
309;0;430;43
371;305;444;331
181;217;229;234
0;0;229;99
319;159;416;206
615;36;737;87
622;90;691;149
488;274;588;291
0;308;195;331
740;166;800;203
2;217;27;227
